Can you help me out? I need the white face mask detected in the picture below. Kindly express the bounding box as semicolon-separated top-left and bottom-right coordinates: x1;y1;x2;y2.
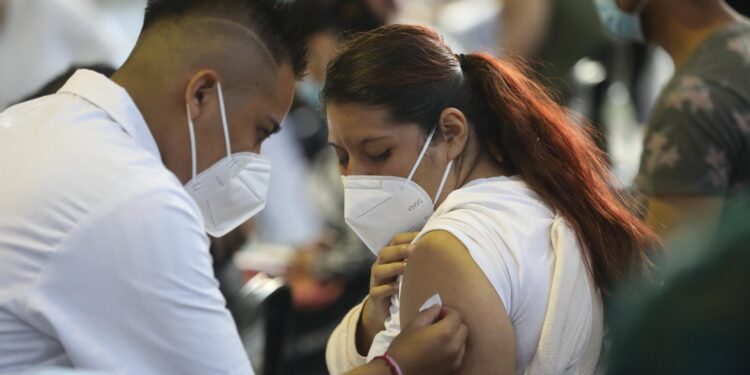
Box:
342;127;453;255
594;0;650;42
184;82;272;238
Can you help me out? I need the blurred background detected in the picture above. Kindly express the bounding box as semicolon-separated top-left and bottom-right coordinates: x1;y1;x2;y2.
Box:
1;0;747;374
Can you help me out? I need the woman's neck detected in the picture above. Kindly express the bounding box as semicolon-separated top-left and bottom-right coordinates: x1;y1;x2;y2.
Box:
433;146;511;207
459;150;511;187
648;2;741;68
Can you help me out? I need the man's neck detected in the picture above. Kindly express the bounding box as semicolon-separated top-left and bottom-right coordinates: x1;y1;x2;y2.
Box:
649;4;740;68
111;64;170;163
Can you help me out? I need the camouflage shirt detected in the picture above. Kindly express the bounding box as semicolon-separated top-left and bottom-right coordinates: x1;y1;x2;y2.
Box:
636;21;750;199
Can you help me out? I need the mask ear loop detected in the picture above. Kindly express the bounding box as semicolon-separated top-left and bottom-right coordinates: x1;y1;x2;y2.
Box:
433;159;453;204
216;82;232;159
405;126;438;182
186;104;198;179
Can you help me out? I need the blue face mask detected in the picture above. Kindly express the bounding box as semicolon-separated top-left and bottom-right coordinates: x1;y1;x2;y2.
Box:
297;77;323;110
594;0;650;42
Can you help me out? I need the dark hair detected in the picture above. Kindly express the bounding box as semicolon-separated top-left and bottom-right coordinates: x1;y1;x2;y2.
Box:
143;0;308;77
323;24;659;293
290;0;386;39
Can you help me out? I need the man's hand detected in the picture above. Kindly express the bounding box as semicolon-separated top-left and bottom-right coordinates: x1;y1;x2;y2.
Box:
388;305;469;374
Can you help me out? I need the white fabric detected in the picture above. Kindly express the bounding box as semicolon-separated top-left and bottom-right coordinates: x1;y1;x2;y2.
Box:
325;299;368;374
327;175;602;373
419;294;442;311
0;70;253;374
525;218;604;374
0;0;133;109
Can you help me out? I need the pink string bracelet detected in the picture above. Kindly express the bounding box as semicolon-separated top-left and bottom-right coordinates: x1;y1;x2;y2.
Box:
374;352;404;375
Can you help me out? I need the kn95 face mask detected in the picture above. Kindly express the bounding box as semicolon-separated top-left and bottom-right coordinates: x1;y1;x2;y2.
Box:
342;127;453;254
184;82;272;237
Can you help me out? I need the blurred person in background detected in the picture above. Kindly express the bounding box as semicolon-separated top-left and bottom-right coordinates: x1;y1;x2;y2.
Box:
0;0;132;110
241;1;396;372
595;0;750;239
498;0;658;163
499;0;610;103
0;0;469;373
324;24;659;374
13;64;117;104
247;0;390;255
607;196;750;374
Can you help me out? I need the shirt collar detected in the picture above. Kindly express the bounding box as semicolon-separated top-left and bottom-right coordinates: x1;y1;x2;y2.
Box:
58;69;162;160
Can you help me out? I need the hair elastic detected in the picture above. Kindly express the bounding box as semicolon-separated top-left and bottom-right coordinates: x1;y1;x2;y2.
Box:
457;53;468;69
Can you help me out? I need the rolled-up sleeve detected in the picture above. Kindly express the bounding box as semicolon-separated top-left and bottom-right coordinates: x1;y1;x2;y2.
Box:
326;300;368;374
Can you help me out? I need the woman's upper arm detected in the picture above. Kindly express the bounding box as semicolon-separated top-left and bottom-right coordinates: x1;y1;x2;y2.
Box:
400;230;516;375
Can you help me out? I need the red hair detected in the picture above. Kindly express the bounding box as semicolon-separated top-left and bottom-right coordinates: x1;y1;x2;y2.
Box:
324;25;659;292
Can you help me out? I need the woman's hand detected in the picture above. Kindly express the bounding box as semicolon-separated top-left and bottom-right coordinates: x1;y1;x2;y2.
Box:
357;232;418;354
388;305;469;374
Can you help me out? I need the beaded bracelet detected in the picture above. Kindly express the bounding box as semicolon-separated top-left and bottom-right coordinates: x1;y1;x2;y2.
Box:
374;352;404;375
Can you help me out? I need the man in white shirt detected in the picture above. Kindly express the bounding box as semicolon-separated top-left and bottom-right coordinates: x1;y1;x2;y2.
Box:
0;1;470;374
0;0;302;373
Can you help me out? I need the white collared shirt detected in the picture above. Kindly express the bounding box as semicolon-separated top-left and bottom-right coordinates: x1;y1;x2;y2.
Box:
0;70;253;374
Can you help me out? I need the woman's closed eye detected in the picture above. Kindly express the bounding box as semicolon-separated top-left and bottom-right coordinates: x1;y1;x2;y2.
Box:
368;149;391;162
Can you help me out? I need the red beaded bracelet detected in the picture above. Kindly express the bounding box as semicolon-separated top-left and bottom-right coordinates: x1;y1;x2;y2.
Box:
374;353;404;375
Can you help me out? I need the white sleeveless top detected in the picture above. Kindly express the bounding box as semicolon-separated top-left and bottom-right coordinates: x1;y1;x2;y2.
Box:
366;176;602;374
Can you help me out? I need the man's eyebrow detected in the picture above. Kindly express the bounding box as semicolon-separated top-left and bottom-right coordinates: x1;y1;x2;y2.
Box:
328;141;344;149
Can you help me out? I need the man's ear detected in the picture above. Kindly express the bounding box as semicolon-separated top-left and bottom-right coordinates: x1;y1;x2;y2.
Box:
185;69;220;123
437;107;470;161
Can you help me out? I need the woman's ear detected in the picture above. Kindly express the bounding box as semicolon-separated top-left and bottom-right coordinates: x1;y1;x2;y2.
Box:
438;107;469;161
185;69;220;123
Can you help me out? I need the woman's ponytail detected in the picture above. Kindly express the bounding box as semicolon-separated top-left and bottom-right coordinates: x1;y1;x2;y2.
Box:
460;53;658;291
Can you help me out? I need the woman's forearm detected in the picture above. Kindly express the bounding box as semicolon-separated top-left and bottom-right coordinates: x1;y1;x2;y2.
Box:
355;297;383;355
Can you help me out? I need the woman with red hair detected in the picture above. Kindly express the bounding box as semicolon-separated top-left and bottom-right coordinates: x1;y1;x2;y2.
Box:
324;24;658;374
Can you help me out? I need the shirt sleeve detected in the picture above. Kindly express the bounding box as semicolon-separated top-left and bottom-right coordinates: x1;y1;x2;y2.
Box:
636;79;747;196
25;186;253;375
361;209;518;362
417;212;515;314
325;300;368;374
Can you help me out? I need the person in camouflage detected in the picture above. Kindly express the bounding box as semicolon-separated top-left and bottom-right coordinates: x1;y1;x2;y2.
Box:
601;0;750;239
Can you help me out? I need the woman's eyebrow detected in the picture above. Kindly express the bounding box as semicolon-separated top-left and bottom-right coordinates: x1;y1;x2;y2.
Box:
329;135;391;149
359;136;390;146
